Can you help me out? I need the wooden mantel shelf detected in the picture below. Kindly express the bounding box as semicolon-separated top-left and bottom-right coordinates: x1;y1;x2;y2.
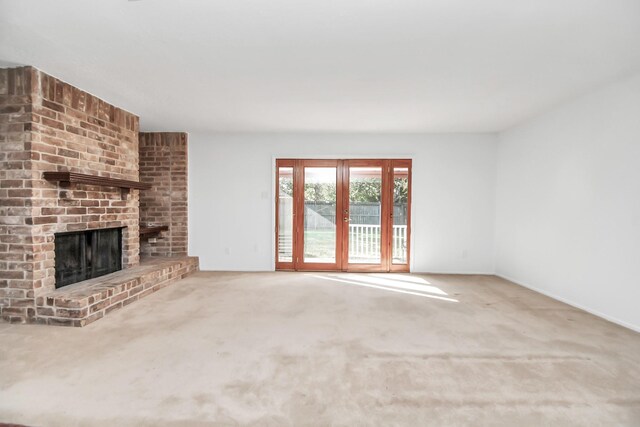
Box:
43;172;151;190
139;225;169;237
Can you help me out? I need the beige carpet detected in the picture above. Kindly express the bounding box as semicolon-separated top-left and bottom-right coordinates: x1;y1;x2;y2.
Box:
1;272;639;426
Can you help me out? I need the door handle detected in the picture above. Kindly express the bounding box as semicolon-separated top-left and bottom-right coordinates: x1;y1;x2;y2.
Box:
343;217;349;222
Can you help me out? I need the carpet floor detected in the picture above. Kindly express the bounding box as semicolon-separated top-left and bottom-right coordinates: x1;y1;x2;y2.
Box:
1;271;639;426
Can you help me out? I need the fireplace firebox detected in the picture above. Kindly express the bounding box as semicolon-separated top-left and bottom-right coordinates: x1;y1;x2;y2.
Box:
54;228;123;288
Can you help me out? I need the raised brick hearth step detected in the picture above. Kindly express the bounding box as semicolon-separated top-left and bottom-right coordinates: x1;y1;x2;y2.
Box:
35;256;199;327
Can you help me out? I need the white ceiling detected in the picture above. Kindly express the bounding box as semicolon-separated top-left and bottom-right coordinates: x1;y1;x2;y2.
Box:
1;0;639;133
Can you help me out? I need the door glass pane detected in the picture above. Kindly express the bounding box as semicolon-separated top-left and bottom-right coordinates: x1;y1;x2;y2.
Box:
304;167;336;263
348;167;382;264
393;167;409;264
278;167;293;262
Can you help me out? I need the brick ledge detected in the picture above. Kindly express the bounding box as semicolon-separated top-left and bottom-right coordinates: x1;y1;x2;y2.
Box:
34;256;199;327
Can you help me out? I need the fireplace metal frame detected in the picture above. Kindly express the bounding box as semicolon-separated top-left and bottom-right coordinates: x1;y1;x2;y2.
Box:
54;227;124;288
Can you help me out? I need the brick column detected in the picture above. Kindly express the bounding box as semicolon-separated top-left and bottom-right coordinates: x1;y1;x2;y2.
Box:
0;68;37;322
139;132;188;258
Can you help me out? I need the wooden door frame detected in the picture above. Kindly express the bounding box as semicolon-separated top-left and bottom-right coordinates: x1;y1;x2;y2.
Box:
341;159;390;272
294;159;344;271
274;158;412;272
275;159;295;271
388;159;412;273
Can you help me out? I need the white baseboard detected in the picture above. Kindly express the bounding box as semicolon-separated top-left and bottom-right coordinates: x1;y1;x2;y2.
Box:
199;268;272;272
415;271;496;275
287;270;496;275
204;269;495;275
496;273;640;334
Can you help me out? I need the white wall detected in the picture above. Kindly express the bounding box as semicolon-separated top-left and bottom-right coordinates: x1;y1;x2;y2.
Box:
496;72;640;331
189;133;497;273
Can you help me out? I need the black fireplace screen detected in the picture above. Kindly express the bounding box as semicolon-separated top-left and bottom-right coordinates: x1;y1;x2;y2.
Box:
54;227;123;288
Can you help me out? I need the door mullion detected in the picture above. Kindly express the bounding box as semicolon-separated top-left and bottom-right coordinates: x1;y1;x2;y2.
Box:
382;159;391;272
341;160;348;271
336;160;343;271
294;160;303;270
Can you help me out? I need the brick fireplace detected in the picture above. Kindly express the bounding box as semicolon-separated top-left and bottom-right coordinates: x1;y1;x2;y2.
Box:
0;66;198;325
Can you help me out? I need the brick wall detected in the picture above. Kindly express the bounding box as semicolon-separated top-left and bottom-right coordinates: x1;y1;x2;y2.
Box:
0;66;140;323
0;67;36;321
139;132;188;258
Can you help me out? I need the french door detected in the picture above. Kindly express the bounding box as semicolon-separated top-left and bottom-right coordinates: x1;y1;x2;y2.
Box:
276;159;411;272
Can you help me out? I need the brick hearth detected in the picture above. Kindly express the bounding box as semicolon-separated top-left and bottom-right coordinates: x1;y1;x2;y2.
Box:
35;256;199;327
